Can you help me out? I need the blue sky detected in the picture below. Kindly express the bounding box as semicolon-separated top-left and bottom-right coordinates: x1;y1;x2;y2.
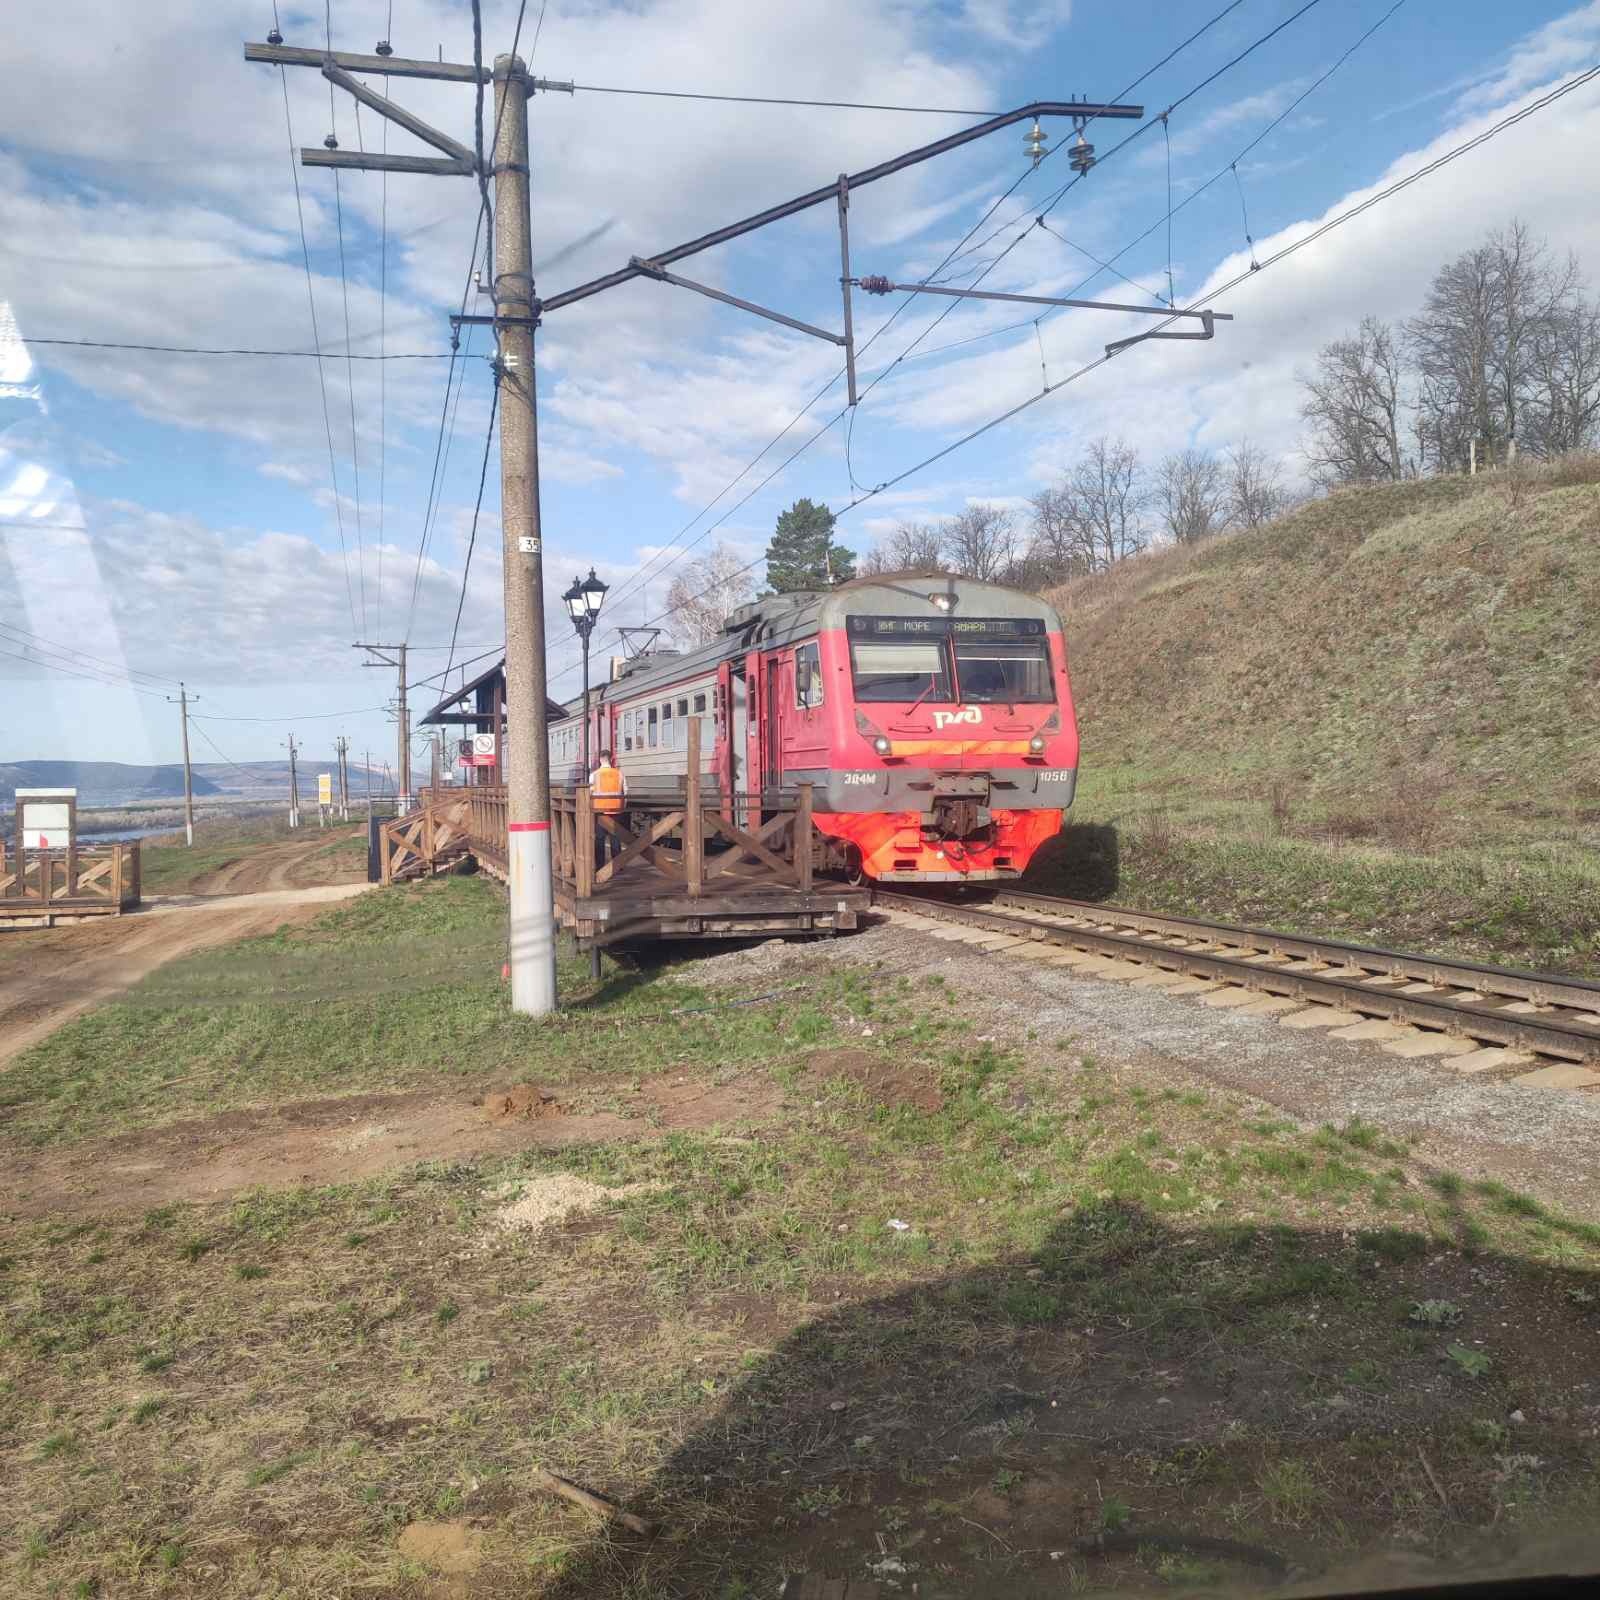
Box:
3;0;1600;765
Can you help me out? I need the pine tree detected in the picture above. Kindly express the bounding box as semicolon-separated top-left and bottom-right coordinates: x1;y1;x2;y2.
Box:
762;498;856;592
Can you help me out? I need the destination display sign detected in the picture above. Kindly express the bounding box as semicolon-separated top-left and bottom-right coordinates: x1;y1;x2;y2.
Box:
847;615;1046;638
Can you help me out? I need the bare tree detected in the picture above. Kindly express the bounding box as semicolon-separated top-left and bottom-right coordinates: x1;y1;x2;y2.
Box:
1070;436;1148;570
1026;483;1092;582
1223;438;1288;530
859;519;948;576
943;503;1018;582
1528;297;1600;455
663;543;755;648
1299;316;1409;487
1156;448;1227;544
1406;221;1586;469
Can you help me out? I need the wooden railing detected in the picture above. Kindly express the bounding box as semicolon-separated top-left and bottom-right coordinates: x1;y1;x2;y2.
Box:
377;793;473;885
550;717;813;902
400;722;822;903
0;841;141;911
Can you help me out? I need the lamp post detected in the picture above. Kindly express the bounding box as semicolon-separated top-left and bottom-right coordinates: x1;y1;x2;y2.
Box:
562;567;609;781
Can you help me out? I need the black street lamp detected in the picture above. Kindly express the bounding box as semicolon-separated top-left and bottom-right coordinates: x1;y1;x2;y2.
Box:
562;567;609;780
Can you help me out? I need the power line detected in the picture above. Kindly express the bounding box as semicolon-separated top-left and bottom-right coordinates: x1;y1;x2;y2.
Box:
403;0;530;646
192;704;389;723
278;50;358;637
327;1;368;635
444;375;502;684
0;620;182;687
0;643;168;698
22;337;455;358
188;718;262;778
377;42;391;640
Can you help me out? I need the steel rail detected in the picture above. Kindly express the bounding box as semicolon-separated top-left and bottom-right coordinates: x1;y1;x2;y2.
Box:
873;891;1600;1064
990;890;1600;1012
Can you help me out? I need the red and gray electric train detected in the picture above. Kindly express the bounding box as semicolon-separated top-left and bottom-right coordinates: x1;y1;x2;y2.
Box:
547;572;1079;882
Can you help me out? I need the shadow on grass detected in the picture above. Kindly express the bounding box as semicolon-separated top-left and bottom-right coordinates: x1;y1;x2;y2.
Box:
1022;819;1121;901
539;1201;1600;1599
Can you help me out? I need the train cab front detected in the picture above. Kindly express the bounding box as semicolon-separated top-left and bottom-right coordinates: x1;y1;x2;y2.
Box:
811;584;1080;883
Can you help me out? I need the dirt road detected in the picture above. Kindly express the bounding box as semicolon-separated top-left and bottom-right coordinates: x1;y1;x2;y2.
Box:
0;834;371;1069
187;828;362;895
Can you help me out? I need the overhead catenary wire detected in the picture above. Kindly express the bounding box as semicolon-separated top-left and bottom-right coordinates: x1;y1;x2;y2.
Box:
1035;0;1410;327
832;58;1600;522
543;0;1257;675
547;55;1598;687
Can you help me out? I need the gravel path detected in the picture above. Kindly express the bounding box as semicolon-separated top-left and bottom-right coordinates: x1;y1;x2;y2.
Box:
697;918;1600;1221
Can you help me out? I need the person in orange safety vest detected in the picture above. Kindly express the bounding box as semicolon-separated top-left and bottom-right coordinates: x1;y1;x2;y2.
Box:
589;749;628;866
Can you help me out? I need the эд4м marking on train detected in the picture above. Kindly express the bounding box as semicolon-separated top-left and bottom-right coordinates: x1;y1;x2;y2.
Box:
548;571;1079;884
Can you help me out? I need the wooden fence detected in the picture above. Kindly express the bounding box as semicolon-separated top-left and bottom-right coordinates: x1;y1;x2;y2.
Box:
0;840;141;919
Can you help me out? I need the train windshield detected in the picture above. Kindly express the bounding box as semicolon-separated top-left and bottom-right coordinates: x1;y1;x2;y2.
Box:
849;639;953;702
953;637;1055;703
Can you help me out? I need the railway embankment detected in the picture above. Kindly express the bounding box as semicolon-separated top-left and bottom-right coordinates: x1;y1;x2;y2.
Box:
1043;460;1600;976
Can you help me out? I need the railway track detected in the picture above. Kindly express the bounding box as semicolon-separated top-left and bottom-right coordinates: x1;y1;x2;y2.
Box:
873;888;1600;1066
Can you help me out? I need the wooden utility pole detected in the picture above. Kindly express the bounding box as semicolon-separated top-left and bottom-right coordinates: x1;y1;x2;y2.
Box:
336;735;350;821
364;748;373;818
166;683;197;847
285;733;301;829
356;643;411;813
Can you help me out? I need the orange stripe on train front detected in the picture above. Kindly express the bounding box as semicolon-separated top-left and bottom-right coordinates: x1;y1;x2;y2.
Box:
880;740;1035;758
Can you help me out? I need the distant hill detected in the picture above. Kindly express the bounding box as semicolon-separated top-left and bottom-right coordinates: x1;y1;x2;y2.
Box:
0;758;383;809
0;761;222;806
1050;459;1600;827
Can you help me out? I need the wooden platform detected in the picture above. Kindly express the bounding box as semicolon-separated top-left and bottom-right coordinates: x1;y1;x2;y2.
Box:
0;841;141;927
386;720;869;948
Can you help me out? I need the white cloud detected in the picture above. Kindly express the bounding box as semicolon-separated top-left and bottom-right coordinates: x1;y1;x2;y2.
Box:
1454;0;1600;112
957;1;1073;50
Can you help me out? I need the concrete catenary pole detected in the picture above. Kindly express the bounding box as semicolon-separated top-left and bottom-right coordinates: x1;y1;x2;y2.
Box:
494;51;557;1016
168;682;197;847
336;735;350;821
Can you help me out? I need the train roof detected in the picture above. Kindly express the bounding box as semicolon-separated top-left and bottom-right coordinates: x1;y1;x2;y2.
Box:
577;574;1064;711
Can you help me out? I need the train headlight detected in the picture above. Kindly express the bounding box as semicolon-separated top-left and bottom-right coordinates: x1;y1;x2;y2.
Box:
1028;734;1047;754
873;736;892;756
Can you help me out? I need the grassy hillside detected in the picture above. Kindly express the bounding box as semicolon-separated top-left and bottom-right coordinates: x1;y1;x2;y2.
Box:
1034;460;1600;974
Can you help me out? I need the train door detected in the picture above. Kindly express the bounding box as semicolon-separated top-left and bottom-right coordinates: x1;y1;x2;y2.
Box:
764;651;786;798
729;662;748;811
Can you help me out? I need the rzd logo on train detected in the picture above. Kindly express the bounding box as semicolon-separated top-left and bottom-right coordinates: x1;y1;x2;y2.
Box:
930;706;983;730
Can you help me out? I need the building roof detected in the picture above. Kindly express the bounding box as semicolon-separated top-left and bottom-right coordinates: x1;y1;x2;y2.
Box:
420;659;568;727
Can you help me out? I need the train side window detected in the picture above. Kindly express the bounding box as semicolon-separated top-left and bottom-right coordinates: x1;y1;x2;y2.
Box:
647;706;658;749
795;641;823;709
621;710;632;753
692;692;706;714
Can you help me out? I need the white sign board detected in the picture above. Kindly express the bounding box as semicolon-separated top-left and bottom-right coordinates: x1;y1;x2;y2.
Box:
15;787;75;850
472;733;497;759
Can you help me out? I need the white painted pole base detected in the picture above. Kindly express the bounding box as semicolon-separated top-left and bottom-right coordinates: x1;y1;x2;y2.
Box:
508;824;557;1015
